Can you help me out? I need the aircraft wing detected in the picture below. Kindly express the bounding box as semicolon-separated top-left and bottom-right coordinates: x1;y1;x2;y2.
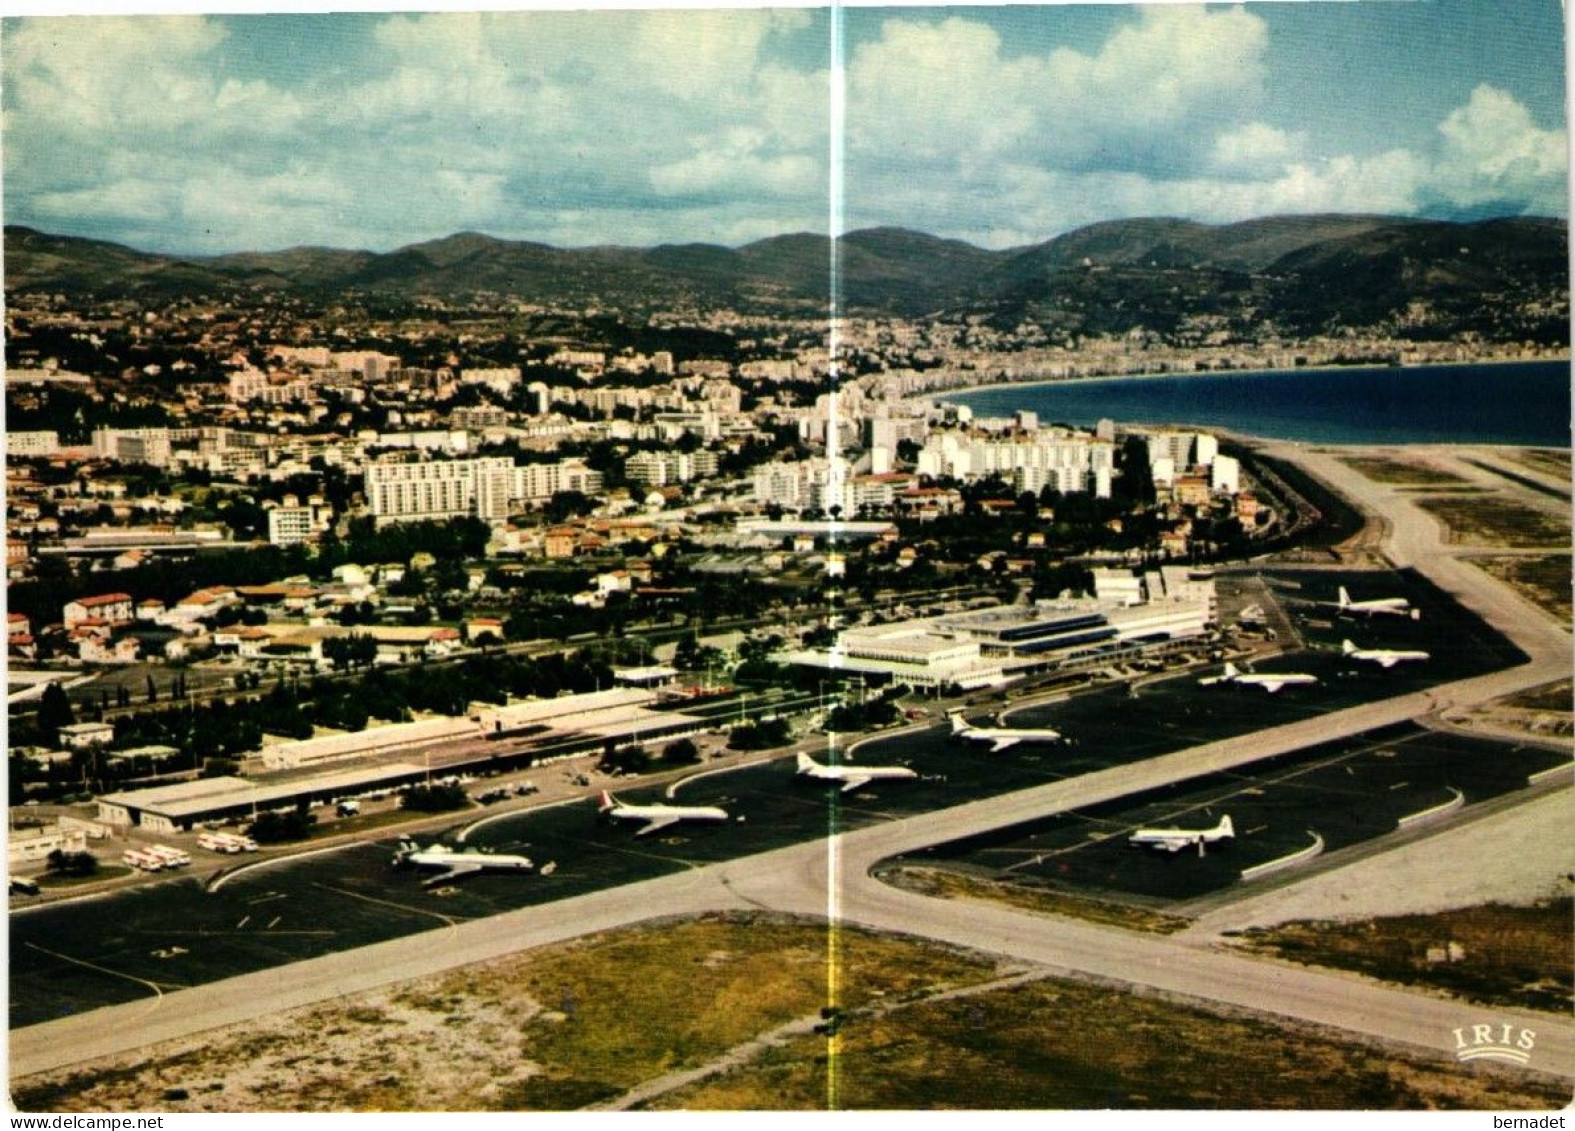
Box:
1376;656;1399;668
1259;680;1286;693
421;862;483;886
635;816;682;837
839;776;872;794
989;737;1021;752
1162;840;1189;853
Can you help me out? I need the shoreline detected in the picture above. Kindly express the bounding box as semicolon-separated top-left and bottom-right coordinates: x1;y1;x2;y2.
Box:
897;355;1572;450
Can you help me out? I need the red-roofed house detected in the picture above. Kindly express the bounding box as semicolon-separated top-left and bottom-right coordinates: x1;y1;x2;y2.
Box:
63;593;133;628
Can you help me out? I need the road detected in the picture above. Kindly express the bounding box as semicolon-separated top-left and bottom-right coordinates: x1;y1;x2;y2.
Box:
11;443;1573;1085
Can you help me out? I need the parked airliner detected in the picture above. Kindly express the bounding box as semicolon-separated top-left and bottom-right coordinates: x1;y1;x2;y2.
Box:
1331;586;1419;620
1129;815;1234;855
393;839;544;886
948;711;1064;751
1199;662;1318;693
795;753;917;793
1341;639;1430;668
598;791;729;837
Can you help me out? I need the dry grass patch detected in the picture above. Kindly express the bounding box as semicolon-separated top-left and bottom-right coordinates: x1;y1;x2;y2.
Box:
878;864;1190;935
12;913;1001;1113
1231;898;1573;1015
1509;449;1572;480
1415;496;1570;548
647;974;1567;1110
1504;679;1573;713
1342;457;1469;487
1472;556;1573;626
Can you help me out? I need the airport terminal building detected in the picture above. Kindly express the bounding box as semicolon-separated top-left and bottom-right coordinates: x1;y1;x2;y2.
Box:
778;566;1216;689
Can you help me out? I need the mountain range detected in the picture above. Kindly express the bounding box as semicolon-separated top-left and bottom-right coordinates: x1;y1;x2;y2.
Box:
5;214;1567;340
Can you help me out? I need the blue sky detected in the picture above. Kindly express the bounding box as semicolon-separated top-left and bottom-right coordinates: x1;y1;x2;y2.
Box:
2;2;1566;254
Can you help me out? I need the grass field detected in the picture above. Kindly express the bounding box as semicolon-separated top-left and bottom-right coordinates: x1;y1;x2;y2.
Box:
876;864;1191;935
1509;449;1572;480
1232;899;1573;1015
1472;556;1573;626
646;971;1567;1110
1342;457;1469;487
17;913;1569;1112
1504;679;1573;713
12;914;1000;1112
37;865;134;889
1416;496;1570;548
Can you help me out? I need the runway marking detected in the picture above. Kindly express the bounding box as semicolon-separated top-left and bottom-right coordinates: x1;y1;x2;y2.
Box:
266;916;281;929
311;883;470;928
666;757;773;798
236;915;251;930
210;842;365;892
23;941;182;1008
456;794;584;843
244;892;287;906
583;839;705;871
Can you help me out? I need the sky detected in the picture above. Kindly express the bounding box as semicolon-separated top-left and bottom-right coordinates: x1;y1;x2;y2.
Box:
1;1;1567;255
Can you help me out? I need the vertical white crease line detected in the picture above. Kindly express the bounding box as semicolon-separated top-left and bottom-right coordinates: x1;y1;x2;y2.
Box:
825;0;846;1113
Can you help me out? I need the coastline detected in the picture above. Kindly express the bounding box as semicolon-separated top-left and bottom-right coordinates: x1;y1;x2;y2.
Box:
894;355;1568;450
906;354;1572;408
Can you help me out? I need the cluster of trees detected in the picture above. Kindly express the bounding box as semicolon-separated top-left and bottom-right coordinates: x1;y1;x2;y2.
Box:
249;808;317;843
826;696;900;733
46;849;99;877
109;697;265;770
727;717;791;751
7;516;491;628
322;634;378;671
399;783;470;813
595;737;702;776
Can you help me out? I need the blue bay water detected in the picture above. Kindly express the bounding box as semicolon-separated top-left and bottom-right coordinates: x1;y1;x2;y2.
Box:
946;361;1572;447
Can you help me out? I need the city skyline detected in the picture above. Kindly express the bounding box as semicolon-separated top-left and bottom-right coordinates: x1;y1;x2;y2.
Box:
2;1;1568;256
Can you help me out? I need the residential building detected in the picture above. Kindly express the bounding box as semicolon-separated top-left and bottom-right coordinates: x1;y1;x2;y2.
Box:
63;592;134;627
364;457;514;524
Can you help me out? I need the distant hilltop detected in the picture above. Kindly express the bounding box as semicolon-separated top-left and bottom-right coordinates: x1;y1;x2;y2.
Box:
5;214;1567;343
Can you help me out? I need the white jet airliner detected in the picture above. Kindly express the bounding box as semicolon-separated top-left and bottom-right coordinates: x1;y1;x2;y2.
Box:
795;752;917;793
393;839;544;886
598;790;729;837
948;711;1064;752
1332;586;1419;620
1199;662;1318;693
1128;815;1234;855
1341;639;1430;668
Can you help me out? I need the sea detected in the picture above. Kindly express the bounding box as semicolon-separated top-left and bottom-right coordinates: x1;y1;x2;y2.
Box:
944;360;1572;447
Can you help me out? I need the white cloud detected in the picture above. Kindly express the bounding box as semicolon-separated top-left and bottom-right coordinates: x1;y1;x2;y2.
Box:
1211;123;1305;179
5;17;301;139
3;10;1565;255
1432;84;1568;212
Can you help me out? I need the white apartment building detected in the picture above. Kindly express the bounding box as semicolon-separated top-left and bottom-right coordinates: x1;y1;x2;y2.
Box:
625;450;719;487
1210;454;1241;495
917;430;1114;498
267;504;330;546
460;367;522;397
331;352;402;381
514;459;605;502
91;427;173;468
7;431;59;457
753;457;854;513
365;457;514;524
